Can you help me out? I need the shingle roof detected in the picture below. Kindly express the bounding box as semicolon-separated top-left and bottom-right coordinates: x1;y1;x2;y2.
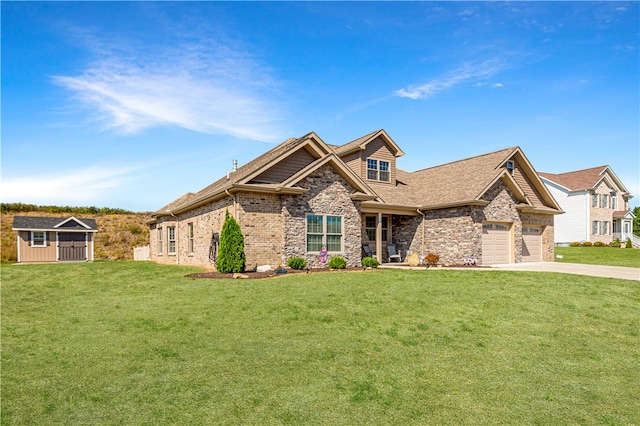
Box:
539;165;609;191
366;147;517;208
12;216;98;231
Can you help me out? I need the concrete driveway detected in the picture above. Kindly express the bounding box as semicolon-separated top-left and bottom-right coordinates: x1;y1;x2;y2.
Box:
489;262;640;281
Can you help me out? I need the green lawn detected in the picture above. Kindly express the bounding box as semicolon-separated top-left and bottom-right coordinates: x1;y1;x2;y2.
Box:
555;246;640;268
2;262;639;425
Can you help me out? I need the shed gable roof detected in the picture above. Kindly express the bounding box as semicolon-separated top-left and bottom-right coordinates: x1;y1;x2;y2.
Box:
12;216;98;231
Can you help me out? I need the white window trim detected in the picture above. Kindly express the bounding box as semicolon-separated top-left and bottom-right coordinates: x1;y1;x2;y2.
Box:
366;158;391;182
168;226;176;255
31;231;47;247
306;214;343;253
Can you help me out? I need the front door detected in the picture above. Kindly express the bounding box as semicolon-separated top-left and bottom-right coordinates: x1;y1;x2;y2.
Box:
58;233;87;261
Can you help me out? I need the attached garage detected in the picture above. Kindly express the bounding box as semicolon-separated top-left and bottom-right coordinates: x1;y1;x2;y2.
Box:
522;226;542;262
482;222;511;264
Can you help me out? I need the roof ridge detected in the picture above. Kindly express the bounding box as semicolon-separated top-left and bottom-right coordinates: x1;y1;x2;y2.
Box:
409;146;517;174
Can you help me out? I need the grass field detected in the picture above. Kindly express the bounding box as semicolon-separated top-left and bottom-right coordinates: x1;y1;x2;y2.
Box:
555;246;640;268
2;261;639;425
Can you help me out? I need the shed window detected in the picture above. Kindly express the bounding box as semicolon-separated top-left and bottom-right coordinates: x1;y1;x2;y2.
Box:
32;231;46;247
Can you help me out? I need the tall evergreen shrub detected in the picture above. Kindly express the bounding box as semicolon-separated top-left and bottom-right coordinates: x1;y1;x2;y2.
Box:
217;210;246;273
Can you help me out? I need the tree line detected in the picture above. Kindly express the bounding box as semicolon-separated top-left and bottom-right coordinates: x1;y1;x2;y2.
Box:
1;203;147;215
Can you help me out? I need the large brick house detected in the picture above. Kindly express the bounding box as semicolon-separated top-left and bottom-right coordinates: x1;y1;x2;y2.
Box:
148;130;562;269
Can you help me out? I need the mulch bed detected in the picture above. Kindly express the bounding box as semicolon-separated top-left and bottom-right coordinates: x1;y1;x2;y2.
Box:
186;267;369;280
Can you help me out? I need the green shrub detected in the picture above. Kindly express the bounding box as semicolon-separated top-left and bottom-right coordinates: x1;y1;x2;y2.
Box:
569;242;581;247
610;239;621;248
287;257;307;270
593;241;607;247
581;241;592;247
626;238;633;248
362;256;379;268
328;256;347;269
216;210;246;273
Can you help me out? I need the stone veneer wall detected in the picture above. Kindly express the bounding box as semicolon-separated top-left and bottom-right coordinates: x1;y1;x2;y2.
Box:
391;180;555;265
282;165;362;268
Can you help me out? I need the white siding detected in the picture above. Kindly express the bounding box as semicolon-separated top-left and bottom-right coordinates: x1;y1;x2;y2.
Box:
542;180;589;243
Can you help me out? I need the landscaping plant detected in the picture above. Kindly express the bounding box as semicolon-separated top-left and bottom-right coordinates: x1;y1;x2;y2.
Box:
328;256;347;269
361;256;379;268
216;209;246;273
287;257;307;270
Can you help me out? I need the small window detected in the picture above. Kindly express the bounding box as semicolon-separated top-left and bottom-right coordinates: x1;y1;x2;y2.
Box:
32;231;46;247
188;223;194;254
158;227;163;254
168;226;176;254
506;161;514;174
367;159;378;180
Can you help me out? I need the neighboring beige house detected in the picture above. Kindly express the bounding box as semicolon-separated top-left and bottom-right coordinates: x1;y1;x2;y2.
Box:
12;216;98;263
540;166;636;246
148;130;562;269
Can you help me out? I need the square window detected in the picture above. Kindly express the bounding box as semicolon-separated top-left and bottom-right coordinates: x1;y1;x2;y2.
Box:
32;231;46;247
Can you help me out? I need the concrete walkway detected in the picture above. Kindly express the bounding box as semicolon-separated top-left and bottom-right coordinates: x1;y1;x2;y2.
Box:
380;262;640;281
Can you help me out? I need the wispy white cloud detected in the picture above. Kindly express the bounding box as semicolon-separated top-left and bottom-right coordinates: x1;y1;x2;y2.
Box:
2;166;142;206
52;32;284;142
394;60;508;100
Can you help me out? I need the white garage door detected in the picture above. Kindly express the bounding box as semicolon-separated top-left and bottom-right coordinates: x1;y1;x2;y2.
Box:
482;223;510;264
522;226;542;262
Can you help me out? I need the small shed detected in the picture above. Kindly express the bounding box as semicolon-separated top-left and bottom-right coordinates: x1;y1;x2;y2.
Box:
12;216;98;263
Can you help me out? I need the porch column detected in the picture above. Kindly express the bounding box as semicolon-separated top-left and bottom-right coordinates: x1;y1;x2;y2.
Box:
376;212;383;263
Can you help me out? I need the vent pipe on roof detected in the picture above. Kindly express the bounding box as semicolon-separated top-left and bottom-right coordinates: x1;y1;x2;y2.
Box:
233;160;238;172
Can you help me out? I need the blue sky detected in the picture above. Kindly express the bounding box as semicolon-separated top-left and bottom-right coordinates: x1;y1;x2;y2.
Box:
2;1;638;212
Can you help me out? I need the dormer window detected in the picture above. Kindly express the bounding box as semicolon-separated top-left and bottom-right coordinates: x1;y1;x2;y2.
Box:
367;158;390;182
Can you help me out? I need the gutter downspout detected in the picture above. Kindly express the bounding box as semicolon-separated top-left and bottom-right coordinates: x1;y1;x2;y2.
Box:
170;212;179;265
225;189;237;219
417;209;426;257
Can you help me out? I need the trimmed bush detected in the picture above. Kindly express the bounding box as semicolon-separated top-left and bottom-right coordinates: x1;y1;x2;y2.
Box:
328;256;347;269
610;239;621;248
581;241;592;247
593;241;607;247
216;210;246;273
626;238;633;249
569;242;581;247
362;256;379;268
287;257;307;270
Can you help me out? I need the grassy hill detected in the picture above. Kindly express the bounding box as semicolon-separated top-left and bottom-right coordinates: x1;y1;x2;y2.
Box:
1;204;152;262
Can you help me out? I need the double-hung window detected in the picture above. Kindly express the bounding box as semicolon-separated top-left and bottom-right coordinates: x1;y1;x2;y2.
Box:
158;227;163;254
365;216;388;242
611;192;618;210
306;214;342;252
591;193;598;208
600;194;609;209
601;221;610;235
367;159;390;182
168;226;176;254
188;223;194;254
592;221;600;235
32;231;46;247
